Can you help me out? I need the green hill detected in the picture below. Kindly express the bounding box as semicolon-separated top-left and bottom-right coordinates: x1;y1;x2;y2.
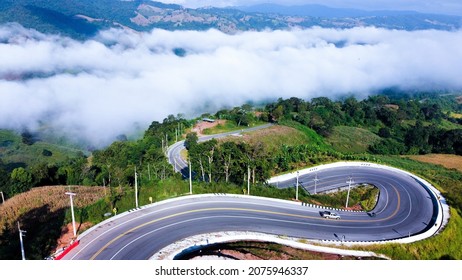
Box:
0;129;83;171
326;126;381;154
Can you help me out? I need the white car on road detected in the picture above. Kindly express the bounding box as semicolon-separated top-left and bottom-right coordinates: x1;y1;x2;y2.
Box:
320;211;341;220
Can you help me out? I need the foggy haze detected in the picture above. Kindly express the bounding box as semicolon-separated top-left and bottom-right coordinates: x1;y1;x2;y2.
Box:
1;24;462;146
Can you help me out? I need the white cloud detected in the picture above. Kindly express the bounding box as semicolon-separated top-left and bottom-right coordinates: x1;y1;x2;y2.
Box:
1;24;462;146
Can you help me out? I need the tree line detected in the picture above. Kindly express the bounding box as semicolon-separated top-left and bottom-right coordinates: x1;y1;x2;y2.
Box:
1;92;461;199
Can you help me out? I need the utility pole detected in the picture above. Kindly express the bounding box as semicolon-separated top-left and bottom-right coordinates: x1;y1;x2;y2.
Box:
0;191;4;204
65;192;77;237
148;163;151;181
103;178;107;197
295;171;299;201
134;167;139;208
345;176;354;208
18;222;26;260
247;165;251;195
189;159;193;195
313;173;319;194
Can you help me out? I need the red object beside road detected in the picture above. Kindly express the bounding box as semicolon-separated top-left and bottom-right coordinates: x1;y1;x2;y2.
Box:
54;240;80;260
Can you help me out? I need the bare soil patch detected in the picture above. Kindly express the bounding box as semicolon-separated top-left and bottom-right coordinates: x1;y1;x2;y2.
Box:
192;120;226;136
55;222;93;251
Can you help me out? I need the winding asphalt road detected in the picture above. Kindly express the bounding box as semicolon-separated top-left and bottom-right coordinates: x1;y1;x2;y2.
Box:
62;126;443;260
167;123;273;177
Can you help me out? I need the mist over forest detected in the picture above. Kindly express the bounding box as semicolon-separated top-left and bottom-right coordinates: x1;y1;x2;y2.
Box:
1;24;462;146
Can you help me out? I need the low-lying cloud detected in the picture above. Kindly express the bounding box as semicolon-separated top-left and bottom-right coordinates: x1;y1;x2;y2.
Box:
1;24;462;146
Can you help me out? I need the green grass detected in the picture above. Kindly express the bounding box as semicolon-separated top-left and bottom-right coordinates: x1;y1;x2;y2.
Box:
326;126;381;154
357;208;462;259
242;125;315;153
438;119;462;130
310;185;379;211
278;120;331;150
202;120;267;135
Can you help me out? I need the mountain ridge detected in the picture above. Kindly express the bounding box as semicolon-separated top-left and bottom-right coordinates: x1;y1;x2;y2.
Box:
233;3;423;18
0;1;461;39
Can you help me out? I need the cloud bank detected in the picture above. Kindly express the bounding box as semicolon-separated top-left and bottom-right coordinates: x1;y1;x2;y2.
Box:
1;24;462;146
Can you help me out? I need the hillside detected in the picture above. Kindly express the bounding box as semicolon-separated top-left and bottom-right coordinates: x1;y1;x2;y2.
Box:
220;125;318;153
0;129;83;171
0;0;461;39
326;126;381;154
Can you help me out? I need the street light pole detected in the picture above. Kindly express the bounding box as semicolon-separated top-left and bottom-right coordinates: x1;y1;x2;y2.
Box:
345;176;354;208
18;222;26;260
313;173;319;195
65;192;77;237
296;171;299;201
189;159;193;195
247;165;250;195
134;167;139;208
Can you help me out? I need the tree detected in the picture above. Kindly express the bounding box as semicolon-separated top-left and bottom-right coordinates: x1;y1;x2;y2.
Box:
272;105;284;121
378;127;391;138
218;142;240;183
369;138;406;155
10;167;33;194
404;121;433;154
21;130;36;145
184;132;198;150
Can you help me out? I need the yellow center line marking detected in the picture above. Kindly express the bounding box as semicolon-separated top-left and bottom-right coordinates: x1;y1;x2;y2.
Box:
90;185;401;260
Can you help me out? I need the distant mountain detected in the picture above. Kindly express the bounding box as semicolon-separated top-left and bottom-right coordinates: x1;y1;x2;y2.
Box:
234;3;424;18
0;0;461;40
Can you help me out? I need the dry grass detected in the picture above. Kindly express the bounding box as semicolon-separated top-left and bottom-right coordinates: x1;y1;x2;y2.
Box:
450;112;462;119
406;154;462;173
0;185;106;235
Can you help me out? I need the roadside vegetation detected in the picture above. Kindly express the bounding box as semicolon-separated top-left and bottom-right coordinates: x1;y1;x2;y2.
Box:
1;91;462;259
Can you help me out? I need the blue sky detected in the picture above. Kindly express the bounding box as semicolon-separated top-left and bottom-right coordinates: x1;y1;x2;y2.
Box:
154;0;462;16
